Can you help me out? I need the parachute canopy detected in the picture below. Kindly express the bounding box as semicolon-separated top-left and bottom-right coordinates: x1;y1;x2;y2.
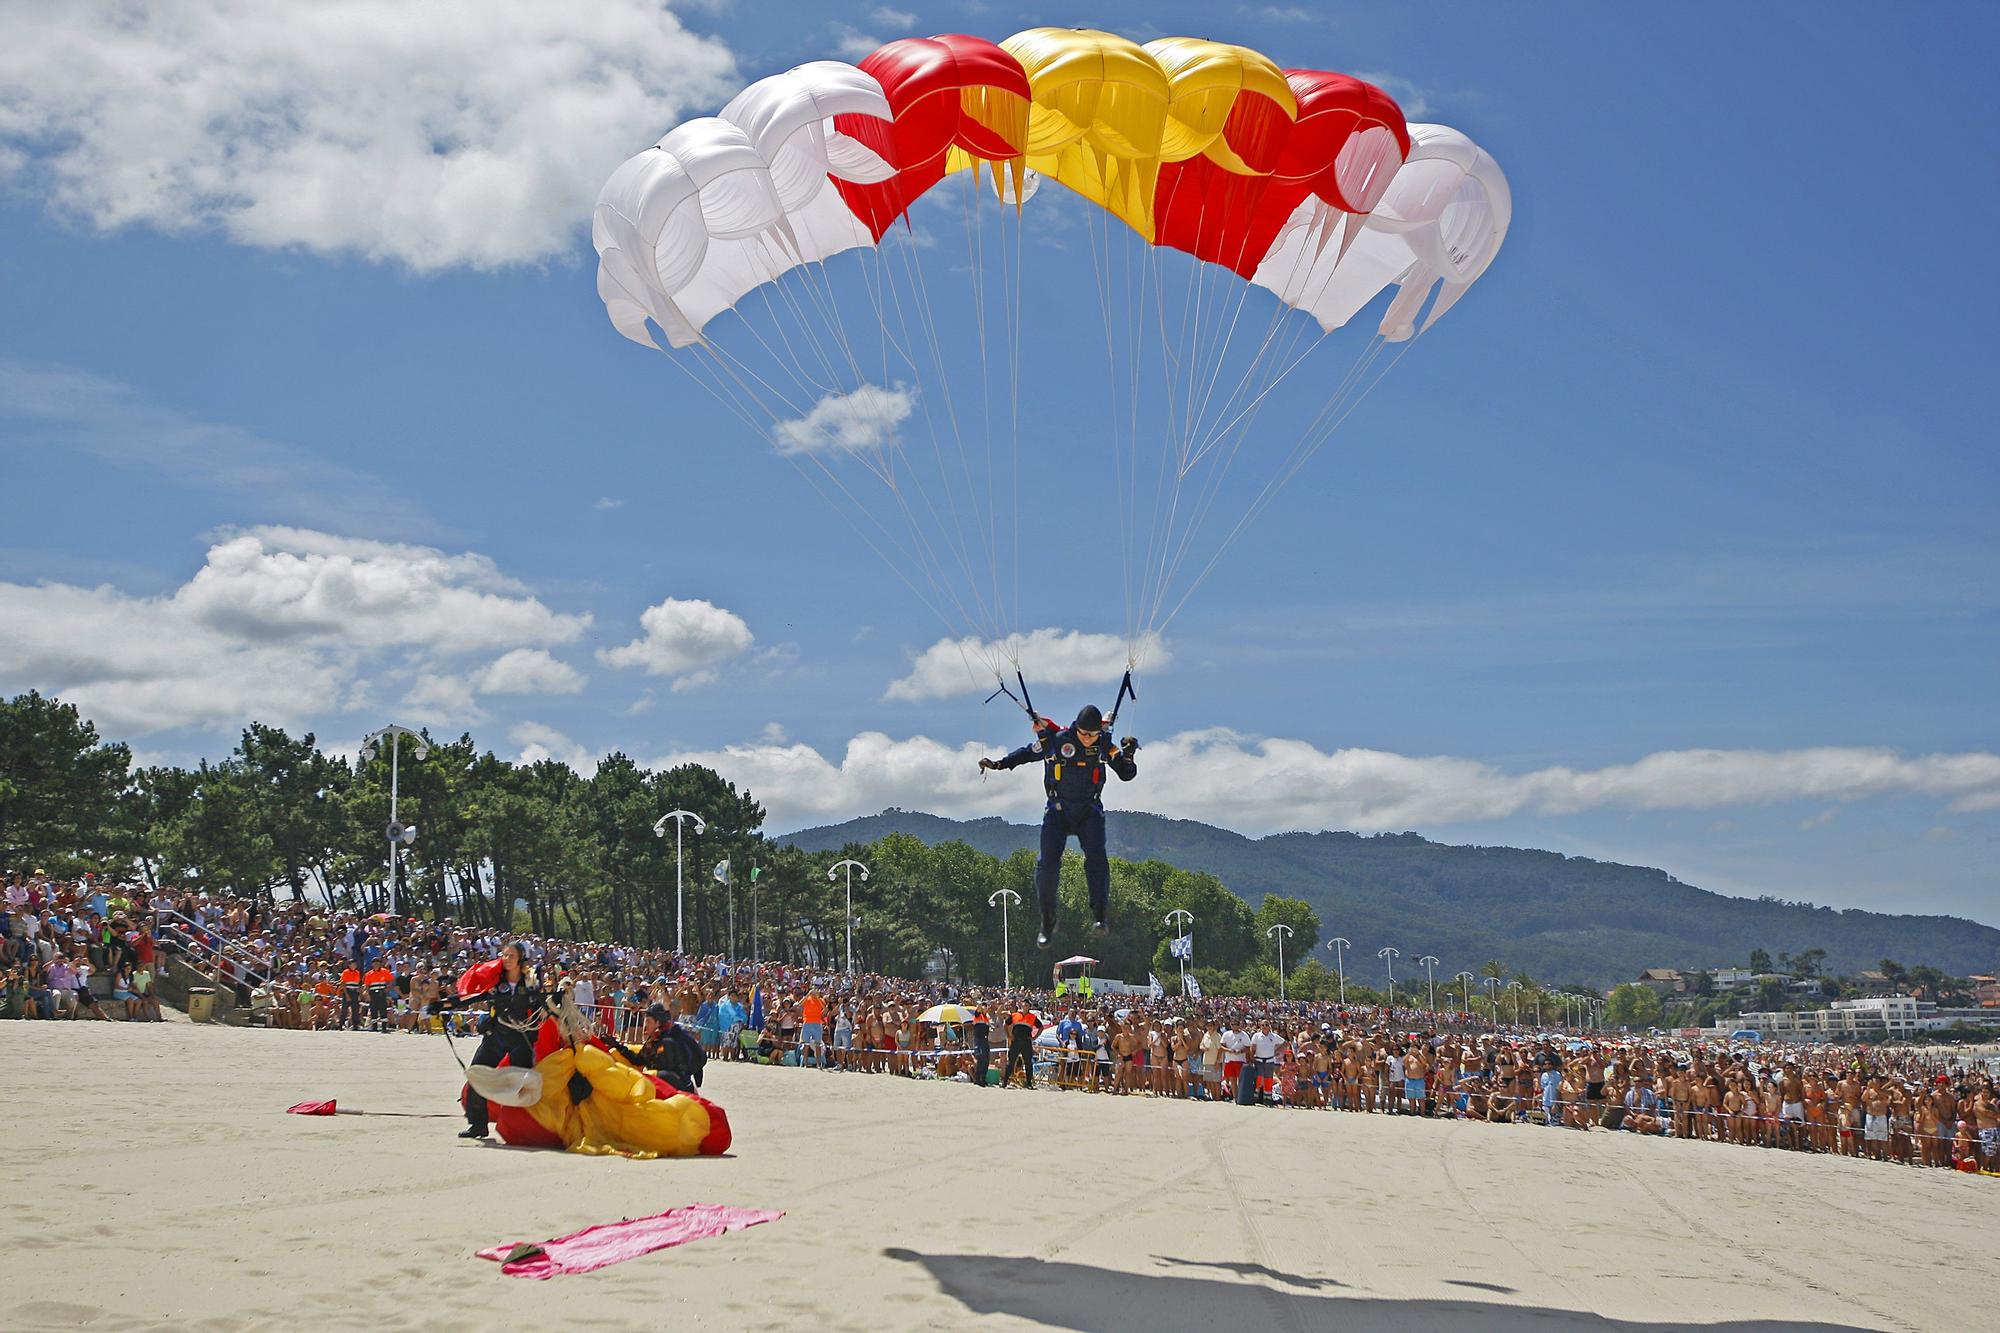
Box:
593;28;1511;696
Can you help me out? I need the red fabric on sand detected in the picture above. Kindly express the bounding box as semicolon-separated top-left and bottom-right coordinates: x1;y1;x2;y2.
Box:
286;1100;337;1115
476;1203;782;1279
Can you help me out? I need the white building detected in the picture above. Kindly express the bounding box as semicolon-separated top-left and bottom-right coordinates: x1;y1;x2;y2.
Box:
1724;996;1925;1041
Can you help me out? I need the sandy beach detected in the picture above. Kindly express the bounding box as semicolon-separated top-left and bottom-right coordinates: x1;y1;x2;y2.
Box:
2;1023;1988;1332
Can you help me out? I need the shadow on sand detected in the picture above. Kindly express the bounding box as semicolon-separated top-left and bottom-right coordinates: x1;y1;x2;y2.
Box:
882;1250;1874;1333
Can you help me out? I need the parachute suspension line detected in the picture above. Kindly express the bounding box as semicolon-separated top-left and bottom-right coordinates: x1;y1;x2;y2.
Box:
1145;329;1384;634
1082;183;1133;656
695;319;995;651
1152;334;1421;640
874;217;1009;646
961;170;1006;659
688;340;975;643
1140;215;1362;635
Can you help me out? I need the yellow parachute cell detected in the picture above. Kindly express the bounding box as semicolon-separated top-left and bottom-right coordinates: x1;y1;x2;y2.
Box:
525;1044;716;1159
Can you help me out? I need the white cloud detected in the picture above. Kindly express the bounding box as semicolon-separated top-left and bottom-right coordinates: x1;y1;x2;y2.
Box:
1352;71;1433;119
886;628;1167;702
670;668;720;694
869;7;917;27
829;23;884;61
593;497;627;511
1248;5;1316;21
0;1;735;270
0;578;349;736
649;731;2000;835
178;527;588;654
772;384;914;457
0;361;437;539
510;722;592;773
0;527;587;735
471;648;585;696
599;597;754;679
402;672;482;726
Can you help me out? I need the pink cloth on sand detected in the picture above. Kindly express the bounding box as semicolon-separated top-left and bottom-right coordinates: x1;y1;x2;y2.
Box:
286;1100;337;1116
476;1203;783;1279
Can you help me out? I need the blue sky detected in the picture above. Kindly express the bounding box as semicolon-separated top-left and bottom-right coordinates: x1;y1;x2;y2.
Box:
3;2;1995;925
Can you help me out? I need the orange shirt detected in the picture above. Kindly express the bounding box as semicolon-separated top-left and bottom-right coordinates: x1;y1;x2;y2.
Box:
339;967;361;987
801;994;825;1024
364;967;393;988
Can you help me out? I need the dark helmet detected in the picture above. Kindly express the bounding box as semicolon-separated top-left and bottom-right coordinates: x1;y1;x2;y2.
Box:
1073;704;1104;731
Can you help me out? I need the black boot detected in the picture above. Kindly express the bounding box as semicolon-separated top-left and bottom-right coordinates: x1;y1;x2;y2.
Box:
458;1125;487;1140
1037;915;1054;948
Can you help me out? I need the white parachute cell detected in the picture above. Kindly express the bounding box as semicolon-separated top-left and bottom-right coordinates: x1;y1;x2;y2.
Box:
595;61;898;350
1251;124;1511;342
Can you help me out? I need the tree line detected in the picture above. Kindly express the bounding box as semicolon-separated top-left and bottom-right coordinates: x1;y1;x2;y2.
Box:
1;690;1339;992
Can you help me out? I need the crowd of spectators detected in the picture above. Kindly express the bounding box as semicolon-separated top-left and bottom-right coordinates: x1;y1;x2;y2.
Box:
3;872;165;1021
9;869;1997;1175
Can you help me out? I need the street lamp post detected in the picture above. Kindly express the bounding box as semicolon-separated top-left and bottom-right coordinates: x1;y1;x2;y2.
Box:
1165;909;1193;991
1327;937;1350;1005
1378;946;1400;1011
829;859;869;975
1417;955;1441;1015
1507;979;1524;1027
359;725;427;918
1483;976;1502;1025
989;888;1021;985
652;809;705;954
1267;924;1294;1003
1455;971;1477;1018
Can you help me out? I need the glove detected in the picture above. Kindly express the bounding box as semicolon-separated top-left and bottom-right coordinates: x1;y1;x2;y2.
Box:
1120;737;1139;755
567;1070;596;1105
978;757;997;772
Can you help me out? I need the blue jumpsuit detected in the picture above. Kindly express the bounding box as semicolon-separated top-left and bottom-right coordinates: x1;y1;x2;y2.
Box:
992;727;1138;924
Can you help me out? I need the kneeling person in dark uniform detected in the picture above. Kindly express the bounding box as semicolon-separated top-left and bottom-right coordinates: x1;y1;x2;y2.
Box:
979;704;1138;946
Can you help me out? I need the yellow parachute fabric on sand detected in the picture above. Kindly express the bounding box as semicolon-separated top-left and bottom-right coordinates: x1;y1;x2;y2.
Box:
525;1044;714;1160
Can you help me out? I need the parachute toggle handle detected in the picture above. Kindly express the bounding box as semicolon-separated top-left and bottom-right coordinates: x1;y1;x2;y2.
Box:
1106;670;1137;729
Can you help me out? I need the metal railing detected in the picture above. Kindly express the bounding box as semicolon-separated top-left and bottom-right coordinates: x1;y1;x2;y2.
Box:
151;907;272;984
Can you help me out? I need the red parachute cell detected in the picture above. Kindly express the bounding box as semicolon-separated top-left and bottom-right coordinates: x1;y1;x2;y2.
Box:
833;33;1031;240
456;958;504;999
1154;71;1409;277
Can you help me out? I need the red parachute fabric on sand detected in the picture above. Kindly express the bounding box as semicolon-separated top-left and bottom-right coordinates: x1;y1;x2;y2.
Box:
286;1099;337;1116
833;33;1030;240
1154;71;1409;277
456;957;505;999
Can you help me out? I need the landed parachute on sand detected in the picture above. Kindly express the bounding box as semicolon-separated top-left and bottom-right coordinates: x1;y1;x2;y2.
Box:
468;1018;731;1159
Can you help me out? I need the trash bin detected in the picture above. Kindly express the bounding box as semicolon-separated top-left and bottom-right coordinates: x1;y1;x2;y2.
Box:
186;987;216;1023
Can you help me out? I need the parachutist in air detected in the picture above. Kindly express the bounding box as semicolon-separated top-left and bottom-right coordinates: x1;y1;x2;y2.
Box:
978;704;1138;944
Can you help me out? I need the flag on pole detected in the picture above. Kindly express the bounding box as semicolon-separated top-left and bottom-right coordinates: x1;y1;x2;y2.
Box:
749;864;761;882
1184;973;1203;1000
1148;972;1165;1000
748;983;764;1031
713;859;730;884
1169;933;1193;961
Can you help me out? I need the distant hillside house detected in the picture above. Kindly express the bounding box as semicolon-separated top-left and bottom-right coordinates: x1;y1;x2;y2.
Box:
1852;971;1897;997
1636;968;1686;996
1709;967;1758;990
1970;976;2000;1007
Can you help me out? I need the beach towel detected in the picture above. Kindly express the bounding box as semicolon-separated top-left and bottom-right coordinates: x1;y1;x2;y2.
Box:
476;1203;782;1279
286;1099;337;1115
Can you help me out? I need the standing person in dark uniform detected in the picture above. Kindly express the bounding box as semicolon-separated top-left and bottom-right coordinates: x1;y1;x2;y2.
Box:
1003;1006;1038;1089
969;1004;993;1088
441;941;548;1140
980;705;1138;945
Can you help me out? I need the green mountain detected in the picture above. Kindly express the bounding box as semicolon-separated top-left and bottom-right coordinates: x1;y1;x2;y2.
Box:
778;809;2000;988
